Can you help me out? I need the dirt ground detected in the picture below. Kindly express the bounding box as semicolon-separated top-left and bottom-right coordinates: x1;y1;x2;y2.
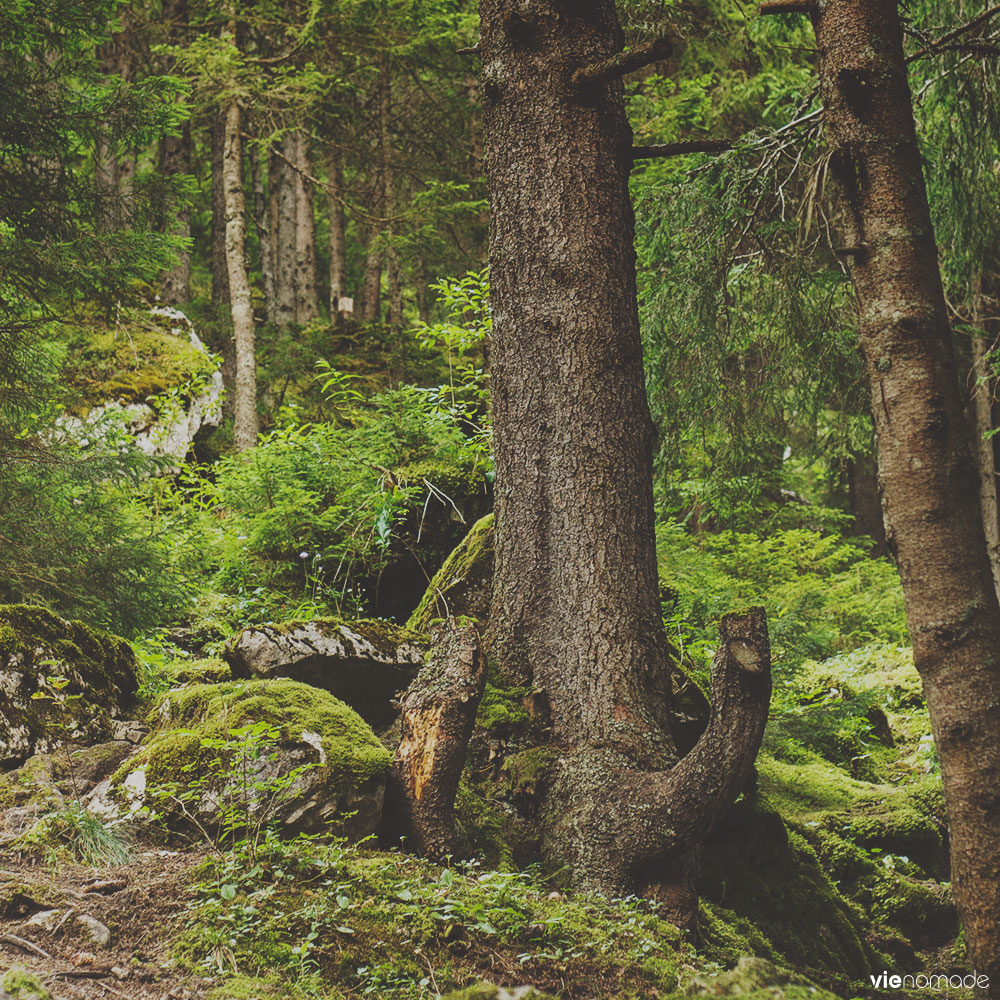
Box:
0;846;217;1000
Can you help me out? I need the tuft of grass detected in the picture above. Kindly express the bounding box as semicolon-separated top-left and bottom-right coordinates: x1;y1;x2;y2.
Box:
21;801;131;868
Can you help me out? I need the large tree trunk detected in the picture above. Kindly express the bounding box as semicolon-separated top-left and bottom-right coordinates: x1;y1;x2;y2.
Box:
221;100;257;452
211;115;230;306
808;0;1000;986
293;131;319;323
479;1;771;927
327;147;348;317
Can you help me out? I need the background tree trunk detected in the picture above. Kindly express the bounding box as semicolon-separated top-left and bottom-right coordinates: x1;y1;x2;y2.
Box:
274;134;298;326
811;0;1000;986
327;147;347;317
211;116;230;306
159;120;192;304
293;130;318;323
971;276;1000;597
221;100;256;452
249;135;276;325
479;0;771;924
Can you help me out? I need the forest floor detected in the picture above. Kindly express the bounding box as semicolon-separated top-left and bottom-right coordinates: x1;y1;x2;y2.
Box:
0;847;211;1000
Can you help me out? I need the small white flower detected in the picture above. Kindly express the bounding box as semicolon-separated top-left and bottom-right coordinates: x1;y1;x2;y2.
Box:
299;551;309;559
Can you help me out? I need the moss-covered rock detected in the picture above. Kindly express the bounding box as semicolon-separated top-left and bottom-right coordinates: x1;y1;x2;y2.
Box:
60;307;223;464
0;969;52;1000
687;956;839;999
224;618;427;728
165;656;231;687
699;794;886;983
408;513;495;633
441;987;556;1000
104;679;392;839
0;604;139;766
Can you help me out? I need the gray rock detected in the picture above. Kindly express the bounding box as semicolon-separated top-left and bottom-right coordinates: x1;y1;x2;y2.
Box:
0;605;138;767
224;619;427;727
26;909;62;931
74;913;111;948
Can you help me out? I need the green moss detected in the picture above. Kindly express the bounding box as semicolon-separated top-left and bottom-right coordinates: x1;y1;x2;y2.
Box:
205;975;337;1000
0;604;139;762
394;460;487;507
0;603;137;694
0;969;52;1000
62;318;213;412
408;513;494;632
501;747;558;800
117;679;391;800
442;987;556;1000
166;656;231;686
699;794;886;984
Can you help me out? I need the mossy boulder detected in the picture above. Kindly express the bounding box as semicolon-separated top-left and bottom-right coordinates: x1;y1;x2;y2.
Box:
408;513;495;633
224;618;427;728
687;957;839;999
0;970;52;1000
441;987;556;1000
0;604;139;766
60;306;223;464
102;679;392;839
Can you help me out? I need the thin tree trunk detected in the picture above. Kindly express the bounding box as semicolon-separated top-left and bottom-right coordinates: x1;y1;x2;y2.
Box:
159;121;192;304
807;0;1000;986
211;115;230;306
360;219;382;323
221;100;256;452
327;146;348;317
479;1;771;926
94;40;119;232
846;455;887;555
414;256;430;324
249;135;276;325
293;131;319;323
274;133;297;326
378;60;402;334
971;277;1000;597
159;0;192;302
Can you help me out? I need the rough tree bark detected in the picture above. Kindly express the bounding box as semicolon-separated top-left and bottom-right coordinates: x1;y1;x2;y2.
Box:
221;97;257;452
327;147;348;317
293;131;319;324
388;622;486;860
475;0;772;927
797;0;1000;986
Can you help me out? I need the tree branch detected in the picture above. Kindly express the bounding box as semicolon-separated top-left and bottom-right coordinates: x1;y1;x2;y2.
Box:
632;139;733;160
384;621;486;860
619;607;772;863
907;3;1000;63
759;0;816;14
571;34;677;88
